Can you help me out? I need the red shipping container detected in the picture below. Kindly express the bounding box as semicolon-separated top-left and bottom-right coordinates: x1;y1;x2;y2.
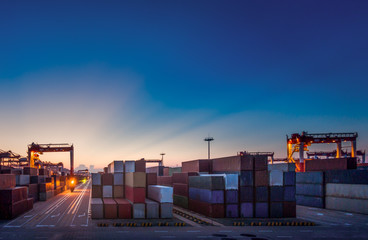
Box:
103;198;117;219
255;170;269;187
254;155;268;171
0;199;29;219
212;155;254;172
182;160;212;173
305;158;357;172
125;185;145;203
102;173;113;185
173;183;188;197
189;199;224;218
26;197;34;210
157;176;172;186
172;172;198;184
146;173;157;186
0;174;16;189
92;186;102;198
163;167;169;176
283;201;296;218
135;159;146;172
115;198;132;219
38;183;53;192
0;187;28;204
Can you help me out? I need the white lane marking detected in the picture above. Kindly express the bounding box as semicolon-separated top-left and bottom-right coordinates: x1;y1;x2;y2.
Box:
187;230;201;232
51;213;60;218
155;230;168;232
160;237;176;239
78;212;86;218
344;223;352;226
259;230;273;232
345;213;353;216
219;230;232;232
317;213;324;216
36;225;55;227
300;230;312;232
24;215;33;218
86;179;91;227
277;236;292;238
3;226;20;228
69;182;89;226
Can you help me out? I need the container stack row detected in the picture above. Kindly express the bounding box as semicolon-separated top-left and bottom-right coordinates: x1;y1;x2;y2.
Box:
172;156;296;219
296;169;368;215
0;174;33;219
91;160;173;219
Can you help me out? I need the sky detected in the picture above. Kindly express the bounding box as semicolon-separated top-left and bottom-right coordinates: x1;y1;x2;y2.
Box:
1;0;367;169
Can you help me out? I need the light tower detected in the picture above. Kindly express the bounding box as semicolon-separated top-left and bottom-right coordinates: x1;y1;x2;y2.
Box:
160;153;165;166
204;137;214;160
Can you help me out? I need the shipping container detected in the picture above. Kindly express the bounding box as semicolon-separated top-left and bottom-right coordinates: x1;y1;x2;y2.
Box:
325;197;368;214
173;194;188;209
0;187;28;204
296;172;324;184
0;174;16;189
103;198;117;219
189;199;224;218
268;163;296;172
255;202;268;218
130;202;146;219
182;159;212;173
283;201;296;218
225;204;239;218
92;173;101;186
173;183;188;197
115;198;132;219
296;183;324;197
324;170;368;184
225;190;238;203
188;176;225;190
146;173;158;186
113;173;124;185
239;186;254;202
296;195;324;208
148;185;173;203
239;171;253;187
108;161;124;173
269;170;283;186
160;203;173;218
305;158;357;172
146;199;159;218
102;186;113;198
125;186;146;203
125;172;146;188
270;186;284;202
102;174;113;186
270;202;283;218
326;183;368;199
283;172;295;186
113;185;124;198
172;172;198;184
189;188;224;204
91;198;103;219
255;170;269;187
284;186;296;201
240;202;253;218
254;155;268;171
92;186;102;198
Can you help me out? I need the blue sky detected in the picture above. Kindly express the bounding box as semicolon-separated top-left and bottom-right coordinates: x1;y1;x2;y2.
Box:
1;1;367;168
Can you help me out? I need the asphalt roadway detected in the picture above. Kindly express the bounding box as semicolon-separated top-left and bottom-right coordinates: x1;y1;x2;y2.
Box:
0;180;367;240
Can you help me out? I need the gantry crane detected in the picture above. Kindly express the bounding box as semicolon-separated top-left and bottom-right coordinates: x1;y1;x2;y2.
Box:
287;131;359;171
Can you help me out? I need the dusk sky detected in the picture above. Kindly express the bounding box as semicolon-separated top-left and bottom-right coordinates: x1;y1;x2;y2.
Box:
1;1;367;169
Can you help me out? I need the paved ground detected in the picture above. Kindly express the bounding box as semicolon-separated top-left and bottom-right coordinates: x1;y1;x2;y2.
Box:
1;180;368;239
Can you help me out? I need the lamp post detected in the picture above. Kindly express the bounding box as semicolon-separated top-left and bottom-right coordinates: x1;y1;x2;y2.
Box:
204;137;214;160
160;153;165;167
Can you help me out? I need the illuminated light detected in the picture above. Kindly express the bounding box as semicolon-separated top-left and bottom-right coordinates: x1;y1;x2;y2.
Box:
71;180;75;184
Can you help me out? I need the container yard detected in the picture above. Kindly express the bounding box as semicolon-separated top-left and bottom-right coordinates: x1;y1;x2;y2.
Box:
1;132;367;240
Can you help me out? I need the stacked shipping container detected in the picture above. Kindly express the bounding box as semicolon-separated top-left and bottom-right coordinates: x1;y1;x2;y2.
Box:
91;160;173;219
0;174;33;219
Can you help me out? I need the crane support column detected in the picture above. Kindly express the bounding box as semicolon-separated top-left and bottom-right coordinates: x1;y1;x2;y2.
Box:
299;142;304;163
336;141;342;158
351;140;357;158
70;148;74;176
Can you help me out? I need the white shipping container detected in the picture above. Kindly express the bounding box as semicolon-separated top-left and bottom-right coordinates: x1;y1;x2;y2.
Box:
91;198;104;219
326;183;368;200
92;173;101;186
148;185;173;203
269;170;283;186
132;203;146;219
16;175;30;186
326;196;368;214
103;185;113;198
